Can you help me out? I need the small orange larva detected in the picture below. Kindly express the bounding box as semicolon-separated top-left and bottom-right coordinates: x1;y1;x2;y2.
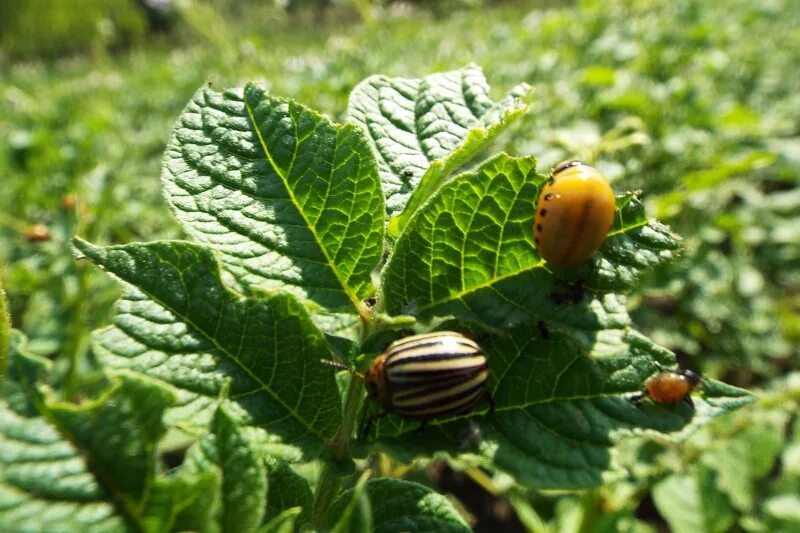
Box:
631;365;702;406
533;160;616;267
24;224;51;243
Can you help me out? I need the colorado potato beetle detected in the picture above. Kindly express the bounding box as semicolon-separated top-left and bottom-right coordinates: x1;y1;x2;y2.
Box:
631;363;702;406
322;331;493;436
534;160;616;267
361;331;492;435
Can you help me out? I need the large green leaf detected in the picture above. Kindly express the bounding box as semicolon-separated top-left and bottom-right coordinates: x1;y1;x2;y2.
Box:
323;478;471;533
382;154;680;330
162;84;385;327
0;331;210;532
75;239;342;458
347;64;530;220
184;406;267;533
364;325;754;489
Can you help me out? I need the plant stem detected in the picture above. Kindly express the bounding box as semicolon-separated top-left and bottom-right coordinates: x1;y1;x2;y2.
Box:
0;283;9;375
312;373;364;525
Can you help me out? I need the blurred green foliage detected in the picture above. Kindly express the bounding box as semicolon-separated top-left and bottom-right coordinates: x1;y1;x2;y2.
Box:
1;0;798;530
0;0;149;58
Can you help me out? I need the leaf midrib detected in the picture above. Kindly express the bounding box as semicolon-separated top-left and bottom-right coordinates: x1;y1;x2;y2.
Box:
93;244;329;442
413;217;651;313
242;94;367;321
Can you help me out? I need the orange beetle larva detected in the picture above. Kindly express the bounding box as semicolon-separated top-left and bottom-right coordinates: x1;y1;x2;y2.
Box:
533;160;616;267
631;364;702;406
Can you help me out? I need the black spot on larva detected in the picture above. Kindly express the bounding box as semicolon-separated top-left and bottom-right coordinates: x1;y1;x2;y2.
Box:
544;193;554;201
536;224;543;232
540;208;547;217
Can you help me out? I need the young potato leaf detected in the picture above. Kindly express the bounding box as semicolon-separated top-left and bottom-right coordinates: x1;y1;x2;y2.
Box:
146;472;221;533
364;327;754;490
347;64;530;221
74;238;342;458
259;508;302;533
0;332;211;532
322;472;371;533
183;406;267;533
653;467;736;533
162;83;385;329
381;154;680;331
323;478;471;533
262;457;313;525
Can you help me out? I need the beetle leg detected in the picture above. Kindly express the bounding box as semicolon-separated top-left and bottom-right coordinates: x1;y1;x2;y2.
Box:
682;395;695;409
629;390;646;406
413;420;428;434
486;393;496;415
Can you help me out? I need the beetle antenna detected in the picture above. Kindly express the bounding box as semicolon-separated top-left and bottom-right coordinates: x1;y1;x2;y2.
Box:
320;359;349;371
320;359;365;380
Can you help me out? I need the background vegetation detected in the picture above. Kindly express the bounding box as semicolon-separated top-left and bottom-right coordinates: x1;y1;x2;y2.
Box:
2;0;798;530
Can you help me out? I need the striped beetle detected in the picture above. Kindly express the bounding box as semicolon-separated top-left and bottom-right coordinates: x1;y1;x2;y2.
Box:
326;331;493;437
367;331;492;423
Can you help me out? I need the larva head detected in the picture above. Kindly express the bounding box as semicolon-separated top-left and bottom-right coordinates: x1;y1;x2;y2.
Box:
534;160;616;267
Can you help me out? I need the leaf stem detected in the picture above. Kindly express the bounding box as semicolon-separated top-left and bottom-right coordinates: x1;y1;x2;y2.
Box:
0;282;9;374
312;373;364;524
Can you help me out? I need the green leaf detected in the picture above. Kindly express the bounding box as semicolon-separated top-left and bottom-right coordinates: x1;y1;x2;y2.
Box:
0;382;128;532
699;406;786;512
583;194;682;292
382;154;680;330
653;467;736;533
365;328;753;489
184;406;267;533
147;472;220;533
263;457;313;525
0;332;213;532
259;507;302;533
347;64;530;220
162;83;385;326
75;238;342;458
323;472;371;533
47;372;176;510
324;478;471;533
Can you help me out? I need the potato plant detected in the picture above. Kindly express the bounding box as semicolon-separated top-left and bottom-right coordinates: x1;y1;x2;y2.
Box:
0;65;752;532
